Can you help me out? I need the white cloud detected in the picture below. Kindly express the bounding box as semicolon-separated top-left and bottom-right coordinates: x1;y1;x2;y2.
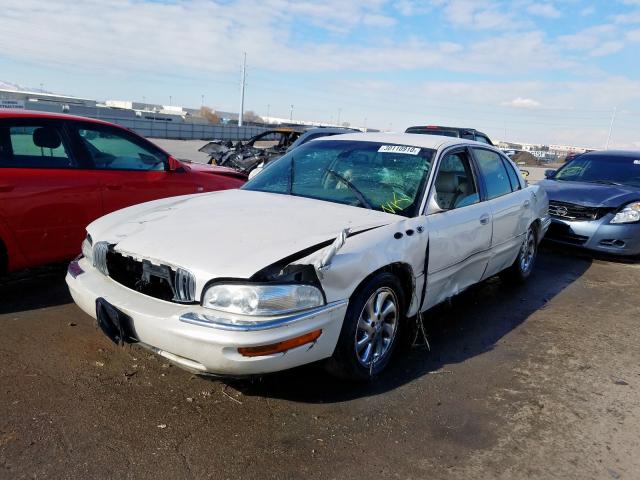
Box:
502;97;542;108
527;3;561;19
362;14;397;27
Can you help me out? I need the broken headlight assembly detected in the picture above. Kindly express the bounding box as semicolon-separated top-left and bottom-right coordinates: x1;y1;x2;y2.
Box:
611;201;640;224
202;284;324;316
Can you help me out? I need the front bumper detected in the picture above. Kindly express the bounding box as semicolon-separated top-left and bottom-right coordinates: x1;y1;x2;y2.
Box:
543;215;640;256
66;257;347;375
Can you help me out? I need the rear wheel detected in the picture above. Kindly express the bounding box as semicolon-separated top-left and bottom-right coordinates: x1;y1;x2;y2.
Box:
326;272;404;381
501;225;537;283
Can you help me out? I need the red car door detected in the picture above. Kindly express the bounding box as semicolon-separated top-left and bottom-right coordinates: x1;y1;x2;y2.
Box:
66;122;205;214
0;119;102;269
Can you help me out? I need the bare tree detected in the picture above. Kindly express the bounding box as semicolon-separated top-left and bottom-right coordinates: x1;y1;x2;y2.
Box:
200;106;220;124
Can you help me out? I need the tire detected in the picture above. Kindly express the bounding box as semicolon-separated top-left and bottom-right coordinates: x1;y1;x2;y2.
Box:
325;272;405;381
500;225;537;284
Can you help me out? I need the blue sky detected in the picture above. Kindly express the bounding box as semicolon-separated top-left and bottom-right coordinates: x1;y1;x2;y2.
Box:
1;0;640;148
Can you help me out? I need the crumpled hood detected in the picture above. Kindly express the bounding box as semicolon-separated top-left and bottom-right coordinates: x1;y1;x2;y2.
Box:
539;179;640;208
88;189;399;279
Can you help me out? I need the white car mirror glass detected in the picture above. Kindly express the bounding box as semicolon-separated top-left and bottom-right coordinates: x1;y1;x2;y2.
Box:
425;190;445;215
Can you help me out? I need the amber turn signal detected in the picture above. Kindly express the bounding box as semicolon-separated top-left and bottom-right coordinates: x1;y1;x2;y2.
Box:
238;329;322;357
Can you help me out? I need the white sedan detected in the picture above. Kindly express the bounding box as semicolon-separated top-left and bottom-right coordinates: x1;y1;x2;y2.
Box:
67;133;550;380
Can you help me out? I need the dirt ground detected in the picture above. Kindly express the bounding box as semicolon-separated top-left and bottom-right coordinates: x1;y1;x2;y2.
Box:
0;247;638;479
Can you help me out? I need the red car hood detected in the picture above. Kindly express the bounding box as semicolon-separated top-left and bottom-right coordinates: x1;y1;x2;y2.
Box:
180;160;248;180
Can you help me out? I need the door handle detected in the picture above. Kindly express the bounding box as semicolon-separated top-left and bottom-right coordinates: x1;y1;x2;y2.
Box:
479;214;490;225
523;200;531;208
0;184;15;192
105;184;122;190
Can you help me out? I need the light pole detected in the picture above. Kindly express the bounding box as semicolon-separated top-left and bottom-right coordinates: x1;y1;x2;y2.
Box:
337;108;342;126
605;106;617;150
169;95;172;106
290;104;294;122
201;94;205;107
238;52;247;126
267;104;270;119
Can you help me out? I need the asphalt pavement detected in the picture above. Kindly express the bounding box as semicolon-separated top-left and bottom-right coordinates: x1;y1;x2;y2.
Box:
1;247;639;479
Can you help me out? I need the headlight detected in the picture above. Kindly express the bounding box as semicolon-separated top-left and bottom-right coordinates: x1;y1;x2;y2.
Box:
611;201;640;224
81;234;93;262
202;284;324;316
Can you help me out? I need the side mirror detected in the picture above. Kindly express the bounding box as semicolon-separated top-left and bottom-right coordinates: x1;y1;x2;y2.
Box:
425;190;444;215
168;156;185;172
544;169;556;179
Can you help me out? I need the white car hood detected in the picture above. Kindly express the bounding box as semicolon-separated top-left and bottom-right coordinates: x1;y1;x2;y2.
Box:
88;189;400;279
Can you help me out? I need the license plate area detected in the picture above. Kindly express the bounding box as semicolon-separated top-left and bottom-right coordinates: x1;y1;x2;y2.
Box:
96;298;138;345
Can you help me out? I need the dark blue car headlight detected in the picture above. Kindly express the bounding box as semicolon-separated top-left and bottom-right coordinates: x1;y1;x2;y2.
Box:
611;201;640;224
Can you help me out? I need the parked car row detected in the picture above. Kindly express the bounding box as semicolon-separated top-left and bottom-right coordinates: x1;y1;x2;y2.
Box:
3;109;638;383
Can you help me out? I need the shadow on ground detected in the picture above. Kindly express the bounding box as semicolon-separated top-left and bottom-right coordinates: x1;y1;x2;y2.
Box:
220;249;592;403
0;263;71;314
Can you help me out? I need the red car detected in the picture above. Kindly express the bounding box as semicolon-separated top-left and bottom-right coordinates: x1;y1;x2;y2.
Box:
0;110;246;273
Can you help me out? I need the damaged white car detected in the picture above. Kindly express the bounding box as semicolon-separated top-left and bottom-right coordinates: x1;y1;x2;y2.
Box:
67;133;549;380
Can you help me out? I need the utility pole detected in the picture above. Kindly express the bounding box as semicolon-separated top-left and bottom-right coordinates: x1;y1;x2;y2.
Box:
169;95;172;106
289;104;294;122
238;52;247;126
605;106;617;150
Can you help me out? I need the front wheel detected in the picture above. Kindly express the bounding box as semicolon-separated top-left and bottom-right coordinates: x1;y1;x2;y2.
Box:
325;272;404;381
501;225;537;283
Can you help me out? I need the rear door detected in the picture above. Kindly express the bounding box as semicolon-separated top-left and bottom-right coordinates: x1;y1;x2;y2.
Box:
66;122;203;214
424;147;493;308
0;119;102;268
471;147;528;278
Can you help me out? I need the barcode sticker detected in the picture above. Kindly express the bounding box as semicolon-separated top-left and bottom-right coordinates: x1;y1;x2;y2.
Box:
378;145;421;155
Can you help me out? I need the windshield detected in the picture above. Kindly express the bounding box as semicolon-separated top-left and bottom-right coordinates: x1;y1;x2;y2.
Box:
242;140;435;217
553;155;640;187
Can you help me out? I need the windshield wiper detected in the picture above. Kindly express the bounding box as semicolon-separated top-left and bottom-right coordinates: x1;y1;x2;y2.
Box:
325;169;373;209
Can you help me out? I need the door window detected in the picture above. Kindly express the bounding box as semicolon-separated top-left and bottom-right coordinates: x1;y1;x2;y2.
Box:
473;148;512;200
475;135;492;145
76;126;166;171
502;157;523;191
433;151;479;210
0;124;73;168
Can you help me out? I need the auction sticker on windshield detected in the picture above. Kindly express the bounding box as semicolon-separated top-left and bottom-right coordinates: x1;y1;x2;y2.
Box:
378;145;421;155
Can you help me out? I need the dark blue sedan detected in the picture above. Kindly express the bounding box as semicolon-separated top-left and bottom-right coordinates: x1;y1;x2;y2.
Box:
539;150;640;256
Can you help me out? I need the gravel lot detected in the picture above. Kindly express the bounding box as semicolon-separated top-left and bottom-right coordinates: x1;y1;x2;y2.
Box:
1;246;639;479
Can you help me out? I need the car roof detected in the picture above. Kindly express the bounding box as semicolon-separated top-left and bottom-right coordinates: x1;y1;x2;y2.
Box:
581;150;640;159
301;127;357;135
0;108;130;129
313;132;484;150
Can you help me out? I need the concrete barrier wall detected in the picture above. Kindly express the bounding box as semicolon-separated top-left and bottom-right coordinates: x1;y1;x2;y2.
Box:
25;102;268;140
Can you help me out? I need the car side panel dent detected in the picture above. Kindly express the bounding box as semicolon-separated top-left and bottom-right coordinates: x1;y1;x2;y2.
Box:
288;218;429;317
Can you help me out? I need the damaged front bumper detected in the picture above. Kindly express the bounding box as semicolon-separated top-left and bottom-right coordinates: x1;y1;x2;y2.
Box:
66;257;347;375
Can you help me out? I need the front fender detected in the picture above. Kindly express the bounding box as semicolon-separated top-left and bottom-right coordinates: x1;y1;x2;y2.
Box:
291;217;429;316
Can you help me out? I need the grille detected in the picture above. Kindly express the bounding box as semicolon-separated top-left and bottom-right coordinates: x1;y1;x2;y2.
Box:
548;201;610;221
174;268;196;303
93;242;110;275
105;250;197;303
545;222;589;245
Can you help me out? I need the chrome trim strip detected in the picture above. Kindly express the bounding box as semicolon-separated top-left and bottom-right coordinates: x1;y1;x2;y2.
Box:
179;300;348;331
